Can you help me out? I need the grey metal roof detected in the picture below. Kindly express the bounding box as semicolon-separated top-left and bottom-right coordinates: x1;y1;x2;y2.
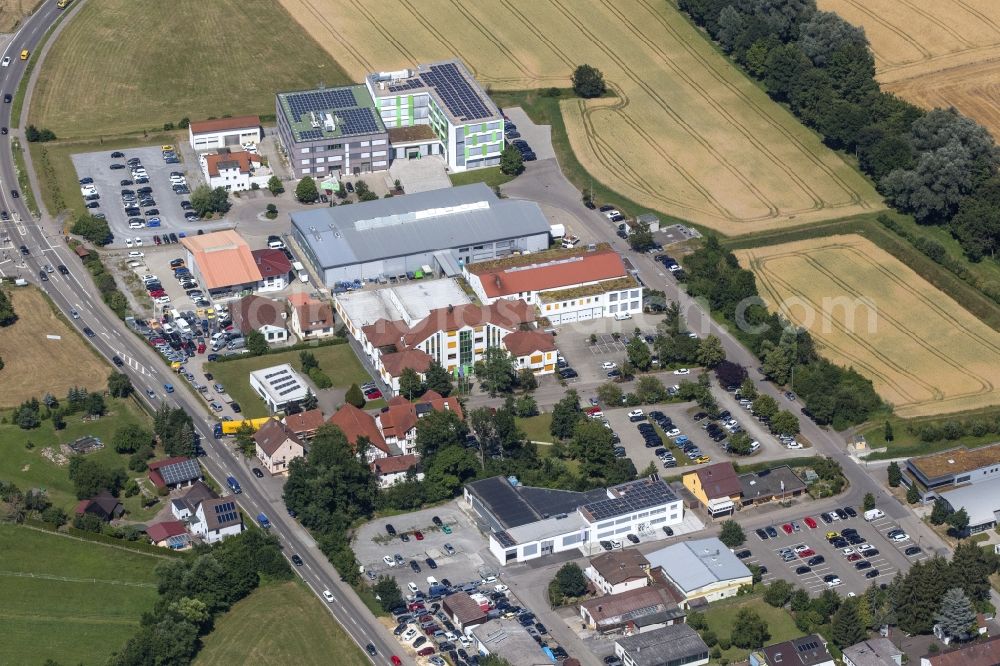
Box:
471;618;548;665
615;625;709;666
941;477;1000;527
646;537;752;594
291;184;550;269
842;638;903;666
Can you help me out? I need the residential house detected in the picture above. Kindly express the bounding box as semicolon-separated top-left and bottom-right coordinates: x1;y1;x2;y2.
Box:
254;419;305;475
170;481;217;521
502;330;558;375
579;585;685;634
376;391;464;456
682;462;741;517
200;149;269;192
614;624;710;666
442;592;489;633
191;497;243;544
750;635;835;666
843;638;903;666
919;635;1000;666
147;457;203;490
283;408;325;441
288;293;336;340
646;537;753;606
371;454;423;487
251;248;292;293
328;403;391;463
586;550;651;595
739;466;808;506
146;520;190;549
231;294;287;344
74;491;124;522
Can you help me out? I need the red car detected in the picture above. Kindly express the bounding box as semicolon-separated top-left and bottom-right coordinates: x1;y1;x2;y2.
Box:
846;553;862;562
364;388;383;400
196;343;206;354
798;548;815;558
417;647;436;656
414;530;424;541
781;523;794;534
148;289;166;298
804;516;818;529
391;657;402;666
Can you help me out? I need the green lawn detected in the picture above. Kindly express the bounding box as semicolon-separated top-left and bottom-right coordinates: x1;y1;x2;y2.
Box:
449;166;517;190
702;596;802;662
30;0;350;138
204;344;374;418
195;580;369;666
862;406;1000;460
0;397;163;519
0;523;161;665
517;413;553;443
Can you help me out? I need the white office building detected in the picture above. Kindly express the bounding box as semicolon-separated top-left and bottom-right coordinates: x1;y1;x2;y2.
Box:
248;364;309;413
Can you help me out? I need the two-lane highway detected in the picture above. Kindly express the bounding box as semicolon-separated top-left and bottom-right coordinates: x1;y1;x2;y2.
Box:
0;5;410;664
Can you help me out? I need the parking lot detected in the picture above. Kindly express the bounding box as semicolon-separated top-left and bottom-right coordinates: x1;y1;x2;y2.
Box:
740;509;919;595
552;314;665;384
603;403;721;474
72;145;214;247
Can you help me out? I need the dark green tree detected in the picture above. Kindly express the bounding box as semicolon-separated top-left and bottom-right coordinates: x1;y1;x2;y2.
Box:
752;394;779;420
764;579;794;607
113;423;154;454
730;607;770;649
935;587;976;640
696;335;726;368
884;420;894;442
947;508;970;537
550;390;583;440
597;382;624;406
553;562;587;598
107;371;133;398
476;347;517;397
189;185;232;217
499;146;524;176
295;176;319;203
626;335;652;371
246;330;269;356
728;431;754;456
930;498;953;525
831;598;867;648
517;368;538;392
719;519;745;548
424;361;454;396
862;493;876;511
770;410;800;436
301;389;318;412
234;422;256;458
0;289;17;326
374;575;404;612
627;223;655;252
572;64;606;98
267;175;284;195
344;383;365;408
70;214;113;246
69;457;127;499
887;461;902;487
399;367;424;400
906;483;920;504
415;409;468;458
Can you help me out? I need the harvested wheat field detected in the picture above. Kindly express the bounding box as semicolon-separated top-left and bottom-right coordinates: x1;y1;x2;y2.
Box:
0;287;109;407
0;0;38;33
818;0;1000;138
736;235;1000;418
280;0;882;235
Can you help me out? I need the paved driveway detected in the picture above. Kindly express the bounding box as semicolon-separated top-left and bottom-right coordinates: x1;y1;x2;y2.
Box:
503;107;555;161
388;155;450;193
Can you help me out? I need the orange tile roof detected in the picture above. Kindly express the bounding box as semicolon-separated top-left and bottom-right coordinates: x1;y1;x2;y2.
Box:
283;409;325;436
502;330;556;357
469;249;627;298
381;349;434;378
402;300;534;347
190;115;261;135
379;393;464;441
205;150;260;177
362;318;410;348
327;404;389;454
181;230;261;290
288;293;334;332
371;453;420;476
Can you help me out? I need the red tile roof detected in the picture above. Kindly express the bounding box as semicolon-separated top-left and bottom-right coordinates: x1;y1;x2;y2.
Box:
502;330;556;357
362;318;410;348
402;301;534;347
689;462;742;500
288;293;334;332
205;150;260;177
926;635;1000;666
328;404;389;454
381;349;434;378
253;419;303;457
190;115;261;135
251;248;292;279
283;409;325;436
371;454;420;476
379;393;464;441
469;249;627;298
232;294;285;332
147;520;187;543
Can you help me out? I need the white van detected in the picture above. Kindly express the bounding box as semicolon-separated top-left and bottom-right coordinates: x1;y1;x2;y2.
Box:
613;311;632;321
864;509;885;521
127;251;144;258
407;581;419;594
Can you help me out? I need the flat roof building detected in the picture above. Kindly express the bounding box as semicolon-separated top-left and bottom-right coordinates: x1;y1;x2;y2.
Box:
903;442;1000;501
291;183;551;285
647;537;753;605
367;60;504;172
941;475;1000;532
275;84;389;179
471;618;550;665
248;364;309;413
615;624;709;666
188;115;262;152
843;638;904;666
334;279;471;341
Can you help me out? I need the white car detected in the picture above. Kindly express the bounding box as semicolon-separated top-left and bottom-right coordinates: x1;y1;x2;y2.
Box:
1;57;9;67
601;361;617;370
127;250;144;258
889;532;909;542
665;428;681;437
134;237;142;246
785;441;804;450
627;409;644;419
128;221;145;229
142;275;157;283
793;544;809;553
481;575;498;584
322;590;335;603
610;539;623;549
459;635;473;648
603;209;621;219
383;555;395;567
154;296;171;305
402;628;418;642
125;238;133;247
494;584;509;593
407;581;419;594
674;368;690;375
825;576;842;587
841;547;855;555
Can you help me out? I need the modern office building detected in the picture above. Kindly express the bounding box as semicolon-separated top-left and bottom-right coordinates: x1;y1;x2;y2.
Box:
902;442;1000;501
275;85;389;178
291;183;551;285
366;60;504;172
248;364;309;413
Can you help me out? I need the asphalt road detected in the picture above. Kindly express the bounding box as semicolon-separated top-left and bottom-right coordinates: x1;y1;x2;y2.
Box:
0;5;409;665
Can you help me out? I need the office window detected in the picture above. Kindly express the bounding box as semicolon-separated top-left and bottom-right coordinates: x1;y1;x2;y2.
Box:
459;330;473;367
300;147;310;154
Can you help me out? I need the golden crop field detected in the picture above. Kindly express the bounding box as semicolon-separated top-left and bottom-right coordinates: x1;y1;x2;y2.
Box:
736;235;1000;418
818;0;1000;138
279;0;883;235
0;287;109;407
0;0;38;33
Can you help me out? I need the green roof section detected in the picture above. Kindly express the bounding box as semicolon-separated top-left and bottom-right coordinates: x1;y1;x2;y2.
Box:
277;85;385;142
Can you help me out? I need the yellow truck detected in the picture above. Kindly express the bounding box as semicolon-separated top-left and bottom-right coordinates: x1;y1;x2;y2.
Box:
57;0;70;9
221;417;274;435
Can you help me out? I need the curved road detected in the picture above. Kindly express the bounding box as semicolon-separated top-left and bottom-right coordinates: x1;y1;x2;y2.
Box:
0;6;410;665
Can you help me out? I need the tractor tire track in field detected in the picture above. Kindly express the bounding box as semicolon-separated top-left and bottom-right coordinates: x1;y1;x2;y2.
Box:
544;0;781;220
839;0;933;65
440;0;540;84
635;0;871;210
897;0;976;49
749;251;934;405
343;0;418;65
953;0;1000;35
497;0;576;69
290;0;374;74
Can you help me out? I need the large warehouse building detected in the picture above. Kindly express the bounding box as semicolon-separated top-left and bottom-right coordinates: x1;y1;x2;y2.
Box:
291;183;551;285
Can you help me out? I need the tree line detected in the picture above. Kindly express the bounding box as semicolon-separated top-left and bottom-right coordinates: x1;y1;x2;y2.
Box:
684;236;882;428
678;0;1000;262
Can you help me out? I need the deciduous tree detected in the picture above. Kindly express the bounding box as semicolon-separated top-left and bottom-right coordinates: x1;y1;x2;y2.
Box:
572;64;606;98
719;519;745;548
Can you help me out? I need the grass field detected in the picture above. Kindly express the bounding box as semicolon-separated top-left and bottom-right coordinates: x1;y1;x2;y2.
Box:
29;0;350;138
448;166;517;190
279;0;882;235
0;286;109;407
0;0;39;32
702;596;801;662
0;397;163;518
0;523;160;665
517;413;553;443
736;235;1000;418
195;580;369;666
203;344;374;418
818;0;1000;138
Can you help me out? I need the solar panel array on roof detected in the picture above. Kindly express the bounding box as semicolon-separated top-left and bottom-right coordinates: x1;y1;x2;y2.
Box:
214;500;239;525
583;480;677;521
286;89;357;118
798;640;820;652
298;129;322;141
389;78;424;93
494;530;516;548
161;459;201;486
421;63;492;122
339;107;380;135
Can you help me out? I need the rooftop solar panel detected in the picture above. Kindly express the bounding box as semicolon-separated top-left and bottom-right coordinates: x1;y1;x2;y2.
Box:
161;458;201;486
494;530;517;548
420;63;492;122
